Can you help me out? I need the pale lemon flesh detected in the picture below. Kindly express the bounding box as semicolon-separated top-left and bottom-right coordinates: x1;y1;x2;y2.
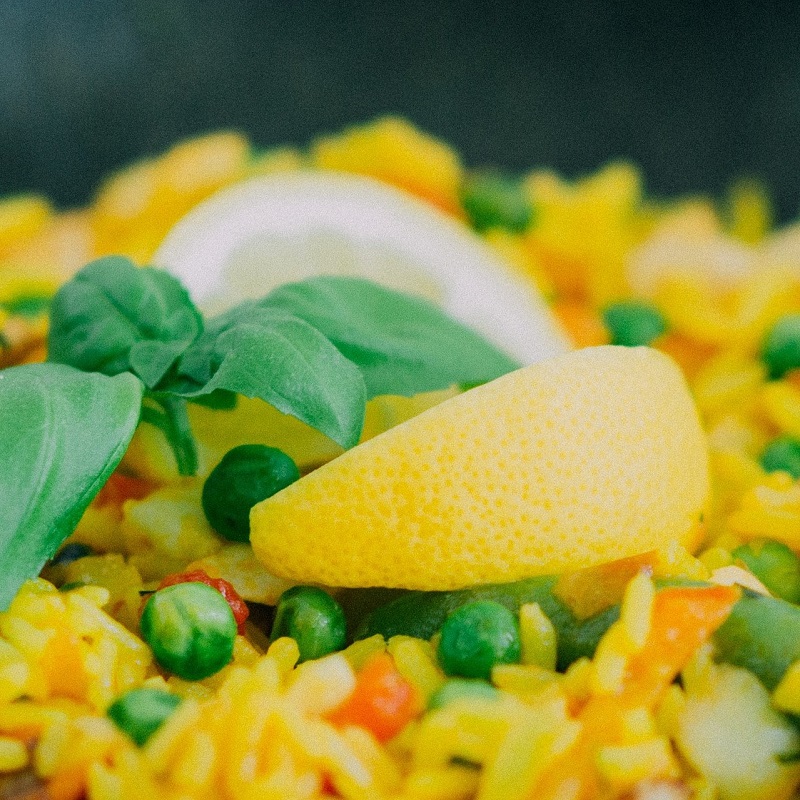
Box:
153;172;569;366
250;346;709;590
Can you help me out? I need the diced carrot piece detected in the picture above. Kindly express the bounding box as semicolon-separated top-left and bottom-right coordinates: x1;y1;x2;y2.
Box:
95;473;155;507
552;300;610;348
327;653;422;743
623;584;739;705
535;585;738;799
47;763;88;800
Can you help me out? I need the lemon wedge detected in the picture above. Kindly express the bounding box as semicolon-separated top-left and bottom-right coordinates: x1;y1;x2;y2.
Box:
250;346;709;591
153;172;569;365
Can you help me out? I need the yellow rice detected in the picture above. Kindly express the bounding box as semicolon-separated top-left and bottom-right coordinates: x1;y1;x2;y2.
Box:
3;117;800;799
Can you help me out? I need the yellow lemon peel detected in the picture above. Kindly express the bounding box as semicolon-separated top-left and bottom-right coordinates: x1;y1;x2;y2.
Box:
251;346;709;590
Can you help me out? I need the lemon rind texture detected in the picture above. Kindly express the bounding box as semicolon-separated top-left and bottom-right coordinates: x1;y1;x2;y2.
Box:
250;346;709;590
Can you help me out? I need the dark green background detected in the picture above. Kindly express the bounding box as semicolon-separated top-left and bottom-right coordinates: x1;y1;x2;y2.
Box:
2;0;800;220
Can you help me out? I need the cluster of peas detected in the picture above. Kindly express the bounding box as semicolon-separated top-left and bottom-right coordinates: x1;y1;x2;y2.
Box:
114;588;522;747
108;537;800;747
104;592;519;747
51;439;528;748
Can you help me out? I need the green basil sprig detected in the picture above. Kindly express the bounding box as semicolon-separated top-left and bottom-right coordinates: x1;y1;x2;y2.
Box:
0;363;142;609
5;257;519;604
48;256;519;473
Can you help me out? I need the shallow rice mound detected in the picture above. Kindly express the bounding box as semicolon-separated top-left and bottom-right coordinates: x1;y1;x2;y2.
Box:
3;119;800;800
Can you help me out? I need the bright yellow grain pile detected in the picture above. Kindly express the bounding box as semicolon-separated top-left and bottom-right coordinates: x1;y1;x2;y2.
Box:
3;118;800;800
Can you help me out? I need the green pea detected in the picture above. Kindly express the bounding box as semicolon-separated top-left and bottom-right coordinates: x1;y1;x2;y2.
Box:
760;436;800;479
107;688;181;746
140;582;237;680
461;172;533;234
733;540;800;604
437;600;521;680
761;314;800;379
202;444;300;542
428;678;500;709
602;301;668;347
270;586;346;663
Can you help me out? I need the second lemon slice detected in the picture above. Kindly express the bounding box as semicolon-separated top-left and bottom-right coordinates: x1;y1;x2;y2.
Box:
153;172;569;365
251;346;709;590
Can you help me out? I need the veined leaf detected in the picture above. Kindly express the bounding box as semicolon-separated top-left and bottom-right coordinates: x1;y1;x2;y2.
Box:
48;256;203;388
0;364;143;609
262;276;520;397
172;308;366;449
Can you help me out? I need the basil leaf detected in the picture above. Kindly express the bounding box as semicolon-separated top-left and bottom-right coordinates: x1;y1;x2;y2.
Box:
262;277;520;397
172;300;257;386
0;364;143;609
48;256;203;388
172;308;366;448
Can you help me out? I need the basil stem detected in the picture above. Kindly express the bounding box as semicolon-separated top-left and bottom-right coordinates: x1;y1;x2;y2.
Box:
142;395;199;476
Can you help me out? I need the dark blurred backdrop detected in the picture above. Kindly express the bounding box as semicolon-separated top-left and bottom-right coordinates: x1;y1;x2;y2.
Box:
2;0;800;220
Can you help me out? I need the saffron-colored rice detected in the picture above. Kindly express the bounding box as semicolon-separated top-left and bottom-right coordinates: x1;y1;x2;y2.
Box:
3;118;800;799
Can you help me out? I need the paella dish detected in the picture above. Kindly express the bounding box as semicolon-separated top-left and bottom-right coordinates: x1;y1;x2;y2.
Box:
3;119;800;800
